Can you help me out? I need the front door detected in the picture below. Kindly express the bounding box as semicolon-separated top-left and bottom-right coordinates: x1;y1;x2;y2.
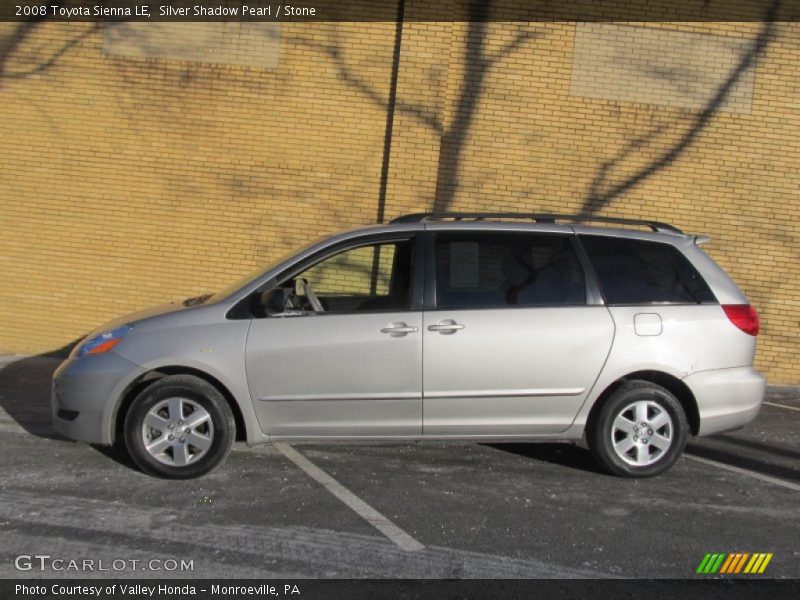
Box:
245;235;423;438
422;230;615;436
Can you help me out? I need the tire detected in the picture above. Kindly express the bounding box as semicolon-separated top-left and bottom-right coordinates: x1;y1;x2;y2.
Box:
124;374;235;479
588;380;688;478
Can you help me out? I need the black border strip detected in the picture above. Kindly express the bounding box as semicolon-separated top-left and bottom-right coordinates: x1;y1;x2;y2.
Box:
3;578;800;600
1;0;798;22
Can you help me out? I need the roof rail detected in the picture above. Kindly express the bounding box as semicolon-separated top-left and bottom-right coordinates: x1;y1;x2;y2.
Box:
389;212;684;234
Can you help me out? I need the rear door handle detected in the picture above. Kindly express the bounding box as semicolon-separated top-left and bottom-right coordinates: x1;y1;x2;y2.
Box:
427;320;465;334
380;322;418;337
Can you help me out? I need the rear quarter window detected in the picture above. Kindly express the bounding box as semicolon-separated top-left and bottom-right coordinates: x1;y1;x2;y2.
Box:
580;235;716;305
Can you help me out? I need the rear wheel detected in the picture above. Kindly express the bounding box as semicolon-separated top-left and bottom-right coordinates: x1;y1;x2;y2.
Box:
124;375;235;479
588;381;688;478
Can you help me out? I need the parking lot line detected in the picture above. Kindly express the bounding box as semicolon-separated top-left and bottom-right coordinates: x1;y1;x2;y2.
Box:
0;421;26;434
764;401;800;412
273;443;425;552
685;454;800;492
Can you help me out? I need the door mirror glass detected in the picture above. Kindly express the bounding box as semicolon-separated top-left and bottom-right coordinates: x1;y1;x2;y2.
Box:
260;287;288;316
259;287;307;318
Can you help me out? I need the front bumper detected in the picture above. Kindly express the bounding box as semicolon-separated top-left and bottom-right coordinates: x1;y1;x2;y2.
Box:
685;366;766;436
52;351;145;445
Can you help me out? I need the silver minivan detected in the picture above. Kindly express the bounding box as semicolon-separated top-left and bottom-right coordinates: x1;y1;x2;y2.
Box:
52;213;765;479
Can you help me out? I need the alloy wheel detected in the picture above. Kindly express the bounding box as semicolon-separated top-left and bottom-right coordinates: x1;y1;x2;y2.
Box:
610;400;674;467
140;397;214;467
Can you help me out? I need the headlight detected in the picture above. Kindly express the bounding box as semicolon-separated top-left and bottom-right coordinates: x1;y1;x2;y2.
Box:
77;325;133;358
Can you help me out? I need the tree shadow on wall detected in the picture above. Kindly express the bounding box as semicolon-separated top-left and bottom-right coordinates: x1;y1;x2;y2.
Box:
288;0;782;219
0;13;102;89
580;0;781;215
288;0;544;217
433;4;545;212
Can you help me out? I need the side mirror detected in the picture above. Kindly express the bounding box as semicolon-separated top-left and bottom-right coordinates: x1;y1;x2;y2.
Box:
260;288;288;316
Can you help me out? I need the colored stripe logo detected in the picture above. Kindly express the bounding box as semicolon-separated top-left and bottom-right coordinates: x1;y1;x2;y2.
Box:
696;552;773;574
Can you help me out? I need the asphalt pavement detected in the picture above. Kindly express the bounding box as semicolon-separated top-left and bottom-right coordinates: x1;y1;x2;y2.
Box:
0;355;797;579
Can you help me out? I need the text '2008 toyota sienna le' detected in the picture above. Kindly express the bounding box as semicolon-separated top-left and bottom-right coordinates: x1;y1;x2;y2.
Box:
52;212;765;479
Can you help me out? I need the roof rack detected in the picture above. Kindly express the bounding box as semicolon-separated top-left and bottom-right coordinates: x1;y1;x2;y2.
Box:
389;212;684;234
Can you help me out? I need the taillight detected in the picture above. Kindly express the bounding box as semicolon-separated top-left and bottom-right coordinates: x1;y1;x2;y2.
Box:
722;304;760;336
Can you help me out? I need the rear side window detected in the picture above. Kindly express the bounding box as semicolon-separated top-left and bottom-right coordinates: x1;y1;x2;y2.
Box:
434;232;586;309
580;235;716;305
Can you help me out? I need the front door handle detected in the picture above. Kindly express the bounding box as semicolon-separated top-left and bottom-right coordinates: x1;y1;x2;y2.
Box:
380;322;419;337
427;320;465;335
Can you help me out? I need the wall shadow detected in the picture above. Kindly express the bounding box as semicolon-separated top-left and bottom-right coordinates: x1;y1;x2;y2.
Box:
686;443;800;483
0;341;135;470
714;433;800;462
0;349;71;440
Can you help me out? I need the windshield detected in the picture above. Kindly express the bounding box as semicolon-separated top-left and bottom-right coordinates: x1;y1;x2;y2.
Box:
208;238;328;303
208;264;277;303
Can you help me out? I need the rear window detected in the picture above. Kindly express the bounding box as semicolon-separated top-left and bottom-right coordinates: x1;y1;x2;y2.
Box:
435;232;586;309
580;235;716;305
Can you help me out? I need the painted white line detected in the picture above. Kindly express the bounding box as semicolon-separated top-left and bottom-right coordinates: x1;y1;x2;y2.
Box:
273;442;424;552
685;454;800;492
0;490;597;578
764;401;800;412
0;421;30;435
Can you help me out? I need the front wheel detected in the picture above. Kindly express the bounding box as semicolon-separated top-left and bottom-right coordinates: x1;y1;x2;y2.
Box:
588;381;688;478
124;374;235;479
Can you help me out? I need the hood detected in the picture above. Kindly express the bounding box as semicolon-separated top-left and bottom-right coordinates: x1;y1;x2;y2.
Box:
78;295;212;345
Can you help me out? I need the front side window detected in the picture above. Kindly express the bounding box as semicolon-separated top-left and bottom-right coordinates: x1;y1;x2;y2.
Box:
434;232;586;309
290;239;414;313
580;235;716;305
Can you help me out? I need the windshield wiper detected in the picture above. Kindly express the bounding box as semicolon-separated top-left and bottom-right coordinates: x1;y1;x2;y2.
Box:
183;293;213;307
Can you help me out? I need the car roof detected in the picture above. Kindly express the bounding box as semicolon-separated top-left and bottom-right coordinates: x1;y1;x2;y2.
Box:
390;211;683;232
338;217;695;246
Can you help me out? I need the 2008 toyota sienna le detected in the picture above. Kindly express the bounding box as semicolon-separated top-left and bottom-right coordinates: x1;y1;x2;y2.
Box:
52;212;765;479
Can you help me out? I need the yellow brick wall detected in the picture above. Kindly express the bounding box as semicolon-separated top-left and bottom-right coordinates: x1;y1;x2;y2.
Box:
0;19;400;353
1;8;798;383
